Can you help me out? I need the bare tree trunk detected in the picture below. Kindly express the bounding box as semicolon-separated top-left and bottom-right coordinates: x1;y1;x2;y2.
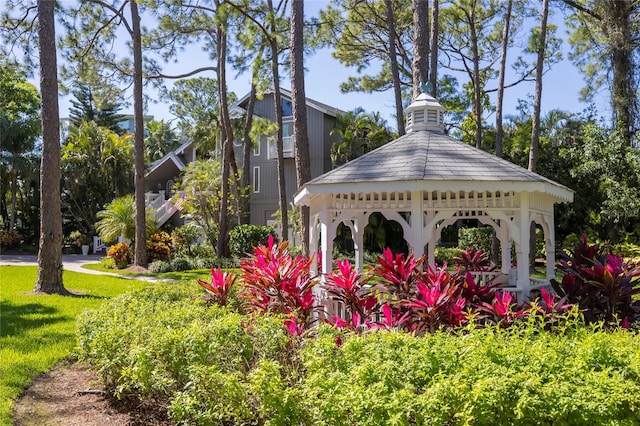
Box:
429;0;439;97
495;0;512;159
290;0;311;256
216;19;234;258
384;0;406;135
240;83;257;225
529;0;550;270
470;19;483;149
412;0;429;99
34;0;65;294
267;0;288;242
529;0;549;173
131;0;147;267
609;0;636;147
492;0;511;267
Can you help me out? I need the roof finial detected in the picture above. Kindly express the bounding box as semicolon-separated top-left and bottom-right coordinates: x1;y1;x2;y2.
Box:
419;78;432;95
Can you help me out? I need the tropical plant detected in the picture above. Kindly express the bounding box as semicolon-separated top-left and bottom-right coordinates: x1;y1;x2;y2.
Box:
146;231;173;262
197;267;238;307
324;259;378;330
551;235;640;327
240;237;317;330
329;108;395;166
453;247;490;271
95;195;136;243
107;242;131;269
95;195;157;245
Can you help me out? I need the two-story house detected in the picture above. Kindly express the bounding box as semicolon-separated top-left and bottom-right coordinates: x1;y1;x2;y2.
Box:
143;88;344;232
234;88;344;227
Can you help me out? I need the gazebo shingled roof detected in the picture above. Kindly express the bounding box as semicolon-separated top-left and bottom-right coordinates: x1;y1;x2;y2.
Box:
294;92;574;304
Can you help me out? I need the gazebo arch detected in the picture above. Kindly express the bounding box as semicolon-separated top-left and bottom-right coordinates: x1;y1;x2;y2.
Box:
294;92;573;302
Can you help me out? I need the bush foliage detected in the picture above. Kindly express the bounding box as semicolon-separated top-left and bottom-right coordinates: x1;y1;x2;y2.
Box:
77;236;640;424
77;286;640;425
229;224;278;258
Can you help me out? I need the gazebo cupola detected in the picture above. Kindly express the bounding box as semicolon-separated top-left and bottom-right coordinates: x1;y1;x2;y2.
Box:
405;91;445;133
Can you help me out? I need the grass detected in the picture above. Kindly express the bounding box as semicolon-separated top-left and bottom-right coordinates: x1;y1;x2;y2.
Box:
82;262;239;281
0;266;155;426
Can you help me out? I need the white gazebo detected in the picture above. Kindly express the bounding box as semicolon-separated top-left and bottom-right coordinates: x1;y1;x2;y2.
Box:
294;92;574;301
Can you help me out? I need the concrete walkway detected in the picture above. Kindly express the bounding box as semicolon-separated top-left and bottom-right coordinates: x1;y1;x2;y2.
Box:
0;254;168;282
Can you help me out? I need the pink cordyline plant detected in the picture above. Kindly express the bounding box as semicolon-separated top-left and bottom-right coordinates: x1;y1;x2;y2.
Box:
240;236;317;329
374;248;425;300
325;259;379;329
196;267;238;306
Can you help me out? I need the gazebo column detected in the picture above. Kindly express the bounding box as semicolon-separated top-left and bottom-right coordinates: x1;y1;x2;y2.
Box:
541;213;556;282
499;221;512;275
410;190;425;259
309;213;319;276
318;195;333;275
516;192;532;303
353;213;366;271
424;211;451;269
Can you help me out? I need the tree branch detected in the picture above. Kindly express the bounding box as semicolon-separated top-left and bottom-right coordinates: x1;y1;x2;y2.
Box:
150;66;218;79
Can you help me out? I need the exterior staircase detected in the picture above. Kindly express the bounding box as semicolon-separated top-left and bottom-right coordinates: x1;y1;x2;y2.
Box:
145;191;178;227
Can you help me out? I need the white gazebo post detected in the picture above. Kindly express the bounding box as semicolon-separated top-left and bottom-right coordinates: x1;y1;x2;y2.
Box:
410;190;425;259
516;192;532;302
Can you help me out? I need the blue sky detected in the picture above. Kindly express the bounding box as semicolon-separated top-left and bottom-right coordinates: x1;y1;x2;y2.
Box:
54;1;611;131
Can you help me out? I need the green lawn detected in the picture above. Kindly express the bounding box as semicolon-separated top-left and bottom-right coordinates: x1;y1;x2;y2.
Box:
0;266;154;425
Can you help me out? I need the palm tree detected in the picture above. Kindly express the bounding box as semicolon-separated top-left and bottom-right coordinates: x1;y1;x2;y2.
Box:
95;195;137;243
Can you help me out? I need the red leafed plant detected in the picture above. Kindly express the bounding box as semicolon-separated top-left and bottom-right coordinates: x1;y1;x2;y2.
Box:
325;259;379;330
454;247;489;271
197;267;237;306
240;236;317;329
477;290;527;327
374;248;425;301
551;234;640;326
402;265;467;333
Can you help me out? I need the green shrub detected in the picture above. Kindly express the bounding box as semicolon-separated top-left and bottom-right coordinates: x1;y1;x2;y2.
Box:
77;282;640;425
196;256;239;269
107;242;131;269
458;227;494;253
434;247;461;265
76;284;293;423
229;224;277;258
300;323;640;425
171;224;202;256
170;257;194;271
148;260;172;273
99;256;116;269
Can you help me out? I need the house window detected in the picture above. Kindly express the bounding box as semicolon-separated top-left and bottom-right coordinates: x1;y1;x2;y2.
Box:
252;166;260;193
253;139;260;156
281;98;293;117
267;120;295;159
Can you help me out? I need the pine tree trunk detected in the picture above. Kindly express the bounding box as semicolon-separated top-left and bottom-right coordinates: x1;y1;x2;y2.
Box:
216;18;234;258
384;0;406;135
290;0;311;256
34;0;65;294
495;0;512;159
429;0;439;97
268;0;288;242
529;0;550;270
131;0;147;267
412;0;429;99
240;83;257;225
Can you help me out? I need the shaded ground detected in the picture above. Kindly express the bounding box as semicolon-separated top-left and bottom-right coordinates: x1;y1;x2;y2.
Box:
13;361;172;426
